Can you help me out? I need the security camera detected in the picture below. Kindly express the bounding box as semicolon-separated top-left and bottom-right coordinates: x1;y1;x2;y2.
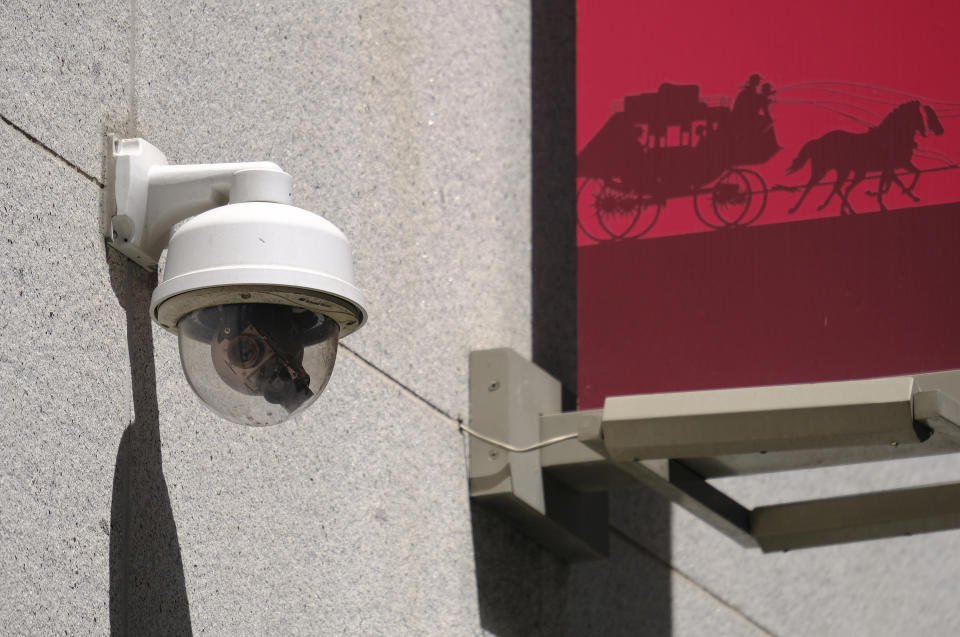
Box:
107;138;367;426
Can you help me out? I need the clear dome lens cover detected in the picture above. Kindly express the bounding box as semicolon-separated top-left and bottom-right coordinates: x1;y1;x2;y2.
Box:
178;303;339;426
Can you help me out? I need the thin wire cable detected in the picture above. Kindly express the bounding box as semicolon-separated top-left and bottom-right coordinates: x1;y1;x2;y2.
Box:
459;424;578;453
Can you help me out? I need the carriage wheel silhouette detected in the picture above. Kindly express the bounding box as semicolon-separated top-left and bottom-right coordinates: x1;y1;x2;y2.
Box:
577;178;662;241
693;169;752;228
736;168;768;226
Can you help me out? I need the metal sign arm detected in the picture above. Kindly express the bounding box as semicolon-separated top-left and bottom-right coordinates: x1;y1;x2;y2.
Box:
467;349;960;558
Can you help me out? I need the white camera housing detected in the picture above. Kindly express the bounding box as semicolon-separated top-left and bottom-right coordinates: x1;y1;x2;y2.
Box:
108;138;367;425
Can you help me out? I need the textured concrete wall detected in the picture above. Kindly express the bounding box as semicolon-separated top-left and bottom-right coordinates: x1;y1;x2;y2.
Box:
1;1;522;634
4;2;957;636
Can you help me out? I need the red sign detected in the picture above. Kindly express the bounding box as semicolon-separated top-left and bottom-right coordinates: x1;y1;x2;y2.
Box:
577;0;960;408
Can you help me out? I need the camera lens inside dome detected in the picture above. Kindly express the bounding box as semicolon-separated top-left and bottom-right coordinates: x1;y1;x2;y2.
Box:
178;302;340;426
227;335;264;369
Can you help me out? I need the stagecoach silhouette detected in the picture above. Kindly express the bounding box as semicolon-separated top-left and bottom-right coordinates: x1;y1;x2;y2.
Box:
578;82;780;240
577;81;947;241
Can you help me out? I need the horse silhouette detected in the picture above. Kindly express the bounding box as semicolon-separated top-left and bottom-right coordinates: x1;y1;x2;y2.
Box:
786;101;944;215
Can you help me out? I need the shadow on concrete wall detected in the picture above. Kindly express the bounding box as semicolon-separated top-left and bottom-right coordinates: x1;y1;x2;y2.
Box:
108;251;193;636
472;486;673;636
472;1;673;634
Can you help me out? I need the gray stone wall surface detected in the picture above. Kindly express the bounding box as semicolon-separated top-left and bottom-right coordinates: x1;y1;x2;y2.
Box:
3;1;960;636
1;1;514;634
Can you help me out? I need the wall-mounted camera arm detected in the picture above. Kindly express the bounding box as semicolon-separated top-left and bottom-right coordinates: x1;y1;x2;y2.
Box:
108;138;293;270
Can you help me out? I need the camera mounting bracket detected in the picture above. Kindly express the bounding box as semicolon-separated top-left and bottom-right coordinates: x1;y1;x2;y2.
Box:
107;138;292;270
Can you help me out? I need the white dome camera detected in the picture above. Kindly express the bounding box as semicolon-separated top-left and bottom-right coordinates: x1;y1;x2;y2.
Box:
107;138;367;426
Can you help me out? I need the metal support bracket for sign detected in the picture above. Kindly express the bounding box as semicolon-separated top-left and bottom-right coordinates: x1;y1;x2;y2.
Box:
467;349;960;557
